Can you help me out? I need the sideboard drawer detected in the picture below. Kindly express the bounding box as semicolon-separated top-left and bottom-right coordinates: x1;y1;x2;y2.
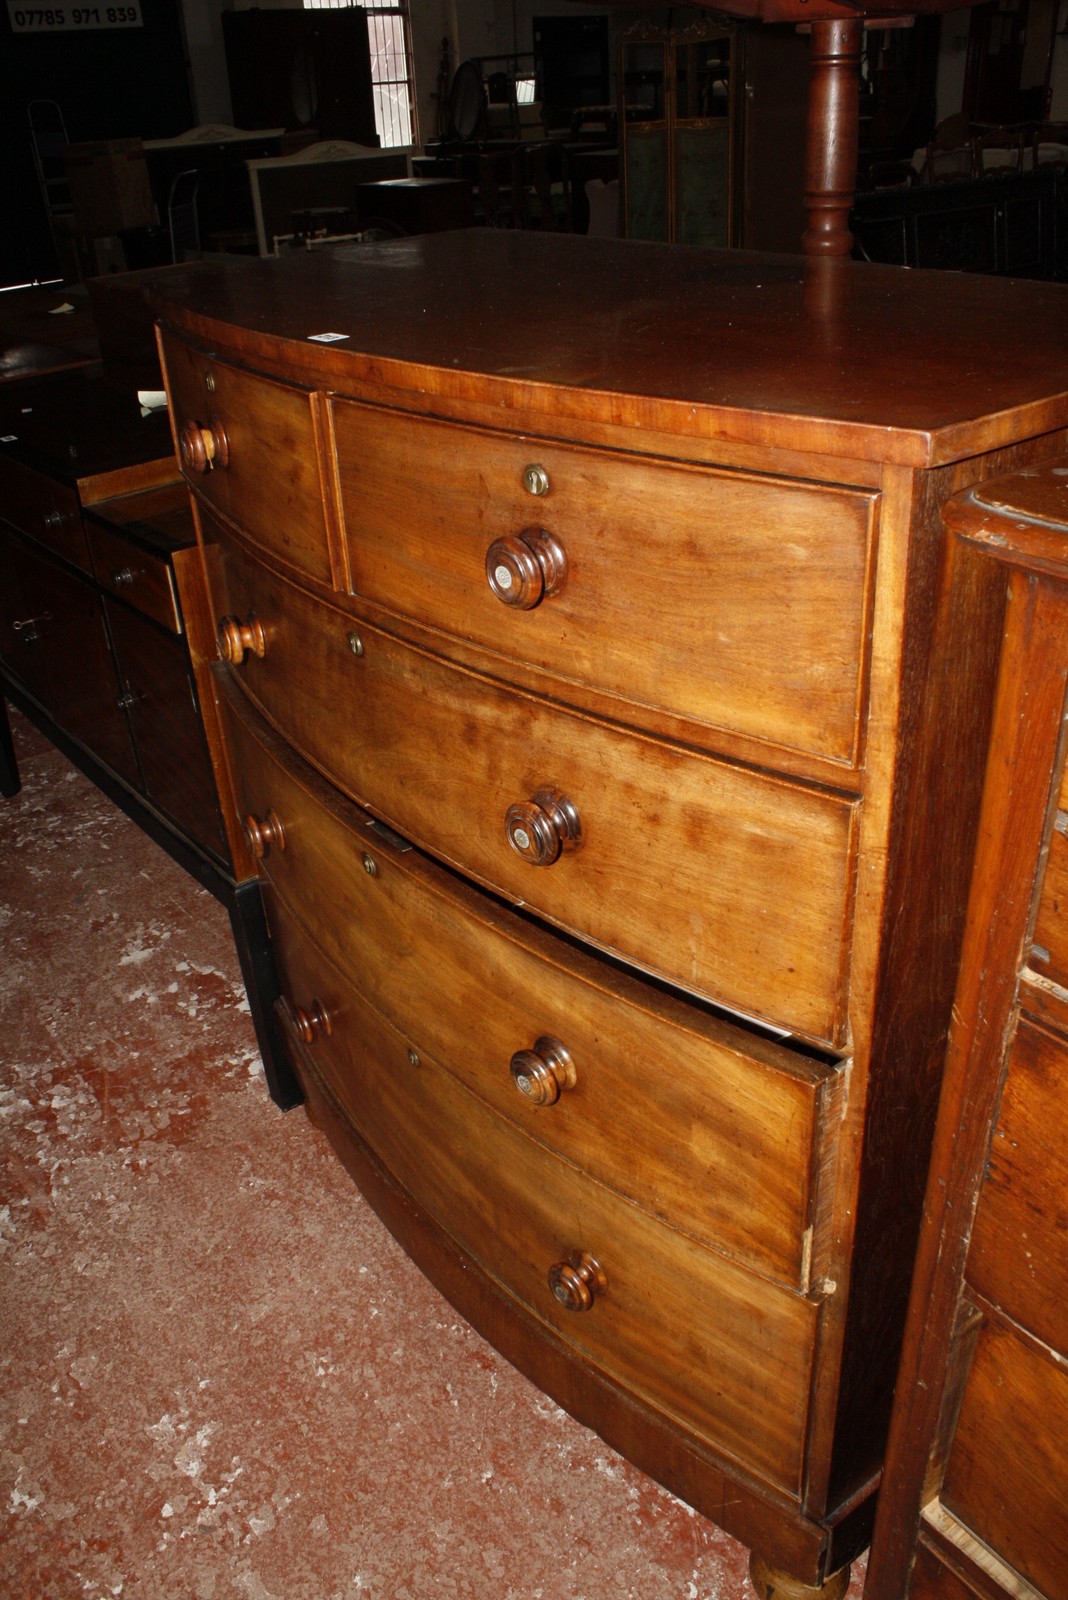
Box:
160;336;332;584
0;453;87;571
220;676;844;1288
86;516;181;633
270;902;822;1499
212;537;857;1045
331;401;878;768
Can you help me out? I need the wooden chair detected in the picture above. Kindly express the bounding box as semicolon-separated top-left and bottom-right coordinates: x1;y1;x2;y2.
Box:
1032;121;1068;168
922;113;974;183
973;125;1025;176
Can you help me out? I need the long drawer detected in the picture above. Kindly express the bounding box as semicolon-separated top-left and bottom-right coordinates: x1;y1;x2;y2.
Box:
160;337;334;585
207;525;858;1044
330;400;878;768
269;896;823;1500
219;674;845;1289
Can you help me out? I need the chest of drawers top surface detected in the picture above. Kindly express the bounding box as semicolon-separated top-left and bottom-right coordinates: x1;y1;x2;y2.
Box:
149;232;1068;466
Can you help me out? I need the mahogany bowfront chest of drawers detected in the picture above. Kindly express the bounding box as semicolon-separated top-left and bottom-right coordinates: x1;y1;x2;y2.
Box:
149;234;1068;1597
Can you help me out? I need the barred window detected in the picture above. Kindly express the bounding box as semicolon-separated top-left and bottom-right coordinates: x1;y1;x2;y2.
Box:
303;0;416;148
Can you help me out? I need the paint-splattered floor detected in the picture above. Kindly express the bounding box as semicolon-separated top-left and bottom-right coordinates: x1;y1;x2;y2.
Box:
0;711;866;1600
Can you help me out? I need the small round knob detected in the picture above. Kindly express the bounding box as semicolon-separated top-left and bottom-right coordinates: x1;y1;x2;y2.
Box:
42;510;68;530
111;566;136;587
243;808;285;860
486;529;568;610
217;614;266;665
510;1036;575;1106
548;1251;606;1313
291;999;331;1044
523;463;550;497
179;416;230;475
505;787;582;866
115;690;138;711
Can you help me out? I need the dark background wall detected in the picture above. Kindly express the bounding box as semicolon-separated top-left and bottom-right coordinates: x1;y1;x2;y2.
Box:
2;0;193;284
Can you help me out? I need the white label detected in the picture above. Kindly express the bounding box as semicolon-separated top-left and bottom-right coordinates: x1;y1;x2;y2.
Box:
512;827;530;851
494;564;513;589
7;1;142;30
307;331;350;344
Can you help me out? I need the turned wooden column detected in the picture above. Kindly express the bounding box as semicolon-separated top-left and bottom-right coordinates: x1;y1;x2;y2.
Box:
803;16;864;256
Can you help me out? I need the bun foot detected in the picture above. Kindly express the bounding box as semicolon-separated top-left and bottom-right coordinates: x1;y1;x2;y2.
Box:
748;1554;851;1600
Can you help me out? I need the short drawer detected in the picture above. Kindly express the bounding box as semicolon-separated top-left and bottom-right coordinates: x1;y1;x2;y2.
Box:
270;903;822;1500
0;452;88;571
86;517;181;633
211;533;857;1045
967;1015;1068;1358
1030;800;1068;991
159;335;333;584
940;1314;1068;1600
330;401;878;767
220;675;844;1289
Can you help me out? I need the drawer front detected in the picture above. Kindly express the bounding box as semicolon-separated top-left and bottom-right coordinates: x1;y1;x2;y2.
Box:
1030;812;1068;990
0;453;88;571
159;336;332;584
940;1315;1068;1600
87;518;181;633
212;534;857;1044
331;401;878;766
269;902;820;1499
967;1015;1068;1358
220;678;843;1288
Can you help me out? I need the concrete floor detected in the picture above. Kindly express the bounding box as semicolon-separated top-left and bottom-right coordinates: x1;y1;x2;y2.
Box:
0;710;866;1600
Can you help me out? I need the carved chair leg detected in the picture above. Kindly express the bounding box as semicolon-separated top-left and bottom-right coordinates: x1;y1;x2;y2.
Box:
748;1552;851;1600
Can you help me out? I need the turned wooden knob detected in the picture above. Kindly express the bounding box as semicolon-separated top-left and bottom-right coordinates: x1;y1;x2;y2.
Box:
217;614;266;664
548;1250;606;1313
510;1036;575;1105
505;787;582;866
290;999;331;1044
179;416;230;474
486;529;568;609
243;808;285;860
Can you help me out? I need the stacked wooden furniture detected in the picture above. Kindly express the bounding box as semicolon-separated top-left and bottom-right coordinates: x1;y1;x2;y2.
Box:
865;461;1068;1600
0;363;294;1106
149;232;1068;1598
